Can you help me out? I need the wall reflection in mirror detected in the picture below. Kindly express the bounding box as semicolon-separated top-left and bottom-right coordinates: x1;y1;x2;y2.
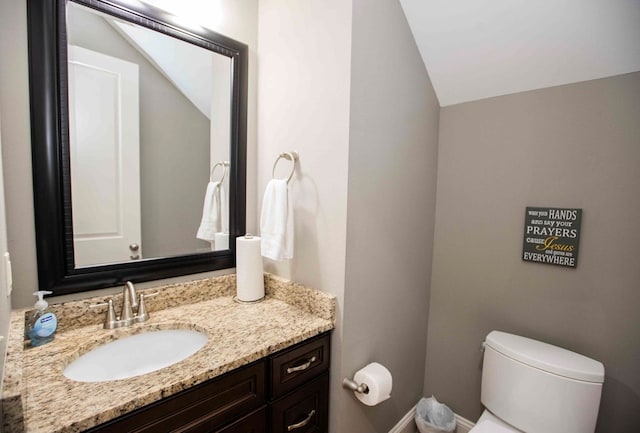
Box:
67;3;231;267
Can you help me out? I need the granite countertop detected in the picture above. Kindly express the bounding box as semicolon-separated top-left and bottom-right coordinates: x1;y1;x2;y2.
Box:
1;274;336;433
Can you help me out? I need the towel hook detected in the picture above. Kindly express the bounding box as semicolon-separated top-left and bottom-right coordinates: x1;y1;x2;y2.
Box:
210;161;229;183
272;151;298;184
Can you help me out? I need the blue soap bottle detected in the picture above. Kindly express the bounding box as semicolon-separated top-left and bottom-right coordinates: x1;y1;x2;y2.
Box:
26;291;58;347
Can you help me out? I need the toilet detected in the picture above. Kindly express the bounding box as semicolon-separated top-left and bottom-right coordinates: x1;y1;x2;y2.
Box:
469;331;605;433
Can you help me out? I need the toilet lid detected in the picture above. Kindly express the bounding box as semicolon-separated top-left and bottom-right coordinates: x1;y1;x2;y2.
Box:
470;420;518;433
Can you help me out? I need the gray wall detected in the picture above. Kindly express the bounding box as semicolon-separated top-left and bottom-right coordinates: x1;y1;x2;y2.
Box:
341;0;439;431
425;72;640;433
0;0;22;381
0;0;35;310
68;7;211;259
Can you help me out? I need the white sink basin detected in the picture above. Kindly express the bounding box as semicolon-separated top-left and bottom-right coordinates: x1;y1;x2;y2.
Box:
63;329;208;382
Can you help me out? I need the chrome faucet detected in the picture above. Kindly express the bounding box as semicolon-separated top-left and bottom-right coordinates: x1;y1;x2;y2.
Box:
90;281;158;329
120;281;138;326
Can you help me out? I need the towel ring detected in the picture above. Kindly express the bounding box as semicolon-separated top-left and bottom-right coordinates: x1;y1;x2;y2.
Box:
210;161;229;183
272;151;298;184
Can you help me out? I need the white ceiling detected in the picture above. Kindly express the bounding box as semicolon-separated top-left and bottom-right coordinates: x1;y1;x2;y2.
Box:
399;0;640;106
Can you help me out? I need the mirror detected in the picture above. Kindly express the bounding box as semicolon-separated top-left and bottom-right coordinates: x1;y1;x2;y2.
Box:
67;2;233;265
27;0;247;295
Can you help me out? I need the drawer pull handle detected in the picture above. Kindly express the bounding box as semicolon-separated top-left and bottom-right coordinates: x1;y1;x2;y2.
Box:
286;356;317;374
287;409;316;431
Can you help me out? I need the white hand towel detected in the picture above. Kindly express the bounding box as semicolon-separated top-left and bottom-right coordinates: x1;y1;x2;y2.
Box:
196;181;225;241
260;179;294;260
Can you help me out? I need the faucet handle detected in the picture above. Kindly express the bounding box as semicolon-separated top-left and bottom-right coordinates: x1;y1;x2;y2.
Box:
89;298;119;329
136;292;159;323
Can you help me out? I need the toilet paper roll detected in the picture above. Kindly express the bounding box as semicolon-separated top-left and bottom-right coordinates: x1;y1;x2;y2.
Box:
236;234;265;302
353;362;392;406
214;232;229;251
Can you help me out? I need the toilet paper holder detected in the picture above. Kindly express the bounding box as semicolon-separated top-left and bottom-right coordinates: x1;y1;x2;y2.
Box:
344;362;392;406
342;377;369;394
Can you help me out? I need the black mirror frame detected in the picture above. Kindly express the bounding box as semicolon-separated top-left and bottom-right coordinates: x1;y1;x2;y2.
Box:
26;0;247;296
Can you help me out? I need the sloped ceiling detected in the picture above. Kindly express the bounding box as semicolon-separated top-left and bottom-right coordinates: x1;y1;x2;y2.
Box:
112;20;214;119
399;0;640;106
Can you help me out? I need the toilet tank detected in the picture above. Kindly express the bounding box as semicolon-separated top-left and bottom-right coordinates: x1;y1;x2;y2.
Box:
481;331;604;433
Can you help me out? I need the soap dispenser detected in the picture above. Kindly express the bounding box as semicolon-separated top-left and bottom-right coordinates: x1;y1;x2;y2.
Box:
26;291;58;347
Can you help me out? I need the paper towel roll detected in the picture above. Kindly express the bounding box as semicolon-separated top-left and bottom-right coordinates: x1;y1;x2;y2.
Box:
353;362;393;406
214;232;229;251
236;234;265;302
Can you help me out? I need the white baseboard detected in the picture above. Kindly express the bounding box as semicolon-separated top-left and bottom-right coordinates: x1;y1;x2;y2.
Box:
454;414;475;433
388;404;475;433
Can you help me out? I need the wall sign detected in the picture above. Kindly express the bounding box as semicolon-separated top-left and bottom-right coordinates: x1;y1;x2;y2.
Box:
523;207;582;268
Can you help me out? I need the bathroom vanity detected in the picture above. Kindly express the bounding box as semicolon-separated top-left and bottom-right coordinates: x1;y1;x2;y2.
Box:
1;274;335;433
86;332;330;433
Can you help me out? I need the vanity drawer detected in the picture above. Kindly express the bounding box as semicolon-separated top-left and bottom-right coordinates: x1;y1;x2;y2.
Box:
270;372;329;433
85;361;266;433
213;407;267;433
270;333;330;399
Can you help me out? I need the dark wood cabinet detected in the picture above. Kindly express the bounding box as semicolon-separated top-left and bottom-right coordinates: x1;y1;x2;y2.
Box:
268;333;330;433
84;361;266;433
270;373;329;433
214;407;267;433
269;333;330;400
83;332;330;433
